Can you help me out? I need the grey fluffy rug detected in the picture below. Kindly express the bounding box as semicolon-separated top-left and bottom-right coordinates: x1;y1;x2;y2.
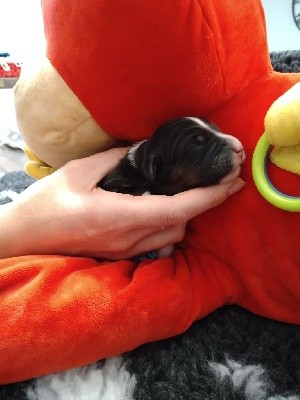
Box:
0;51;299;399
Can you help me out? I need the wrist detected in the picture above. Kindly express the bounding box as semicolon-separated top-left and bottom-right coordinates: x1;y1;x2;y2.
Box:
0;203;25;258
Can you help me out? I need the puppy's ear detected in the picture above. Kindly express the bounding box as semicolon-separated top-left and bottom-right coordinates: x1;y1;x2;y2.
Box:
144;154;162;183
98;165;134;194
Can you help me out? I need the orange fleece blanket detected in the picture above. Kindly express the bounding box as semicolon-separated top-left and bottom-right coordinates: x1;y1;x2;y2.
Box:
1;0;299;383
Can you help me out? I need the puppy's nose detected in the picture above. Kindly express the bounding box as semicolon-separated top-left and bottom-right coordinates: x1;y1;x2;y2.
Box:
234;148;246;163
227;136;245;163
229;136;243;152
215;131;245;163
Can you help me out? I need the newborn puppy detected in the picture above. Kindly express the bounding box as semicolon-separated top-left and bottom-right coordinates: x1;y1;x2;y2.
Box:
98;117;245;259
98;117;245;196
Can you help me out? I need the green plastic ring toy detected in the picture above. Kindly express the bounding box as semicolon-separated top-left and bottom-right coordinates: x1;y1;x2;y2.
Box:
252;133;300;212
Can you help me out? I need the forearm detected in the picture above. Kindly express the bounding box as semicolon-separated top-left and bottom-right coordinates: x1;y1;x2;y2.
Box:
0;196;78;259
0;198;52;258
0;202;29;258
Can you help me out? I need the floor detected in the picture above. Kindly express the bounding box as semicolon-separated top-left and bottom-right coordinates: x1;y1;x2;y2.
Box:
0;145;26;175
0;86;27;176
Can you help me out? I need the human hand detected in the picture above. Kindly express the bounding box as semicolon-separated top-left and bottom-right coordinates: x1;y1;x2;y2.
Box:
0;148;245;260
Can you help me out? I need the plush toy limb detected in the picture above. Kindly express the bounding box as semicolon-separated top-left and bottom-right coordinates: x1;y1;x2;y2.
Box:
264;82;300;175
1;213;300;385
23;145;55;179
0;251;240;383
264;83;300;147
270;145;300;175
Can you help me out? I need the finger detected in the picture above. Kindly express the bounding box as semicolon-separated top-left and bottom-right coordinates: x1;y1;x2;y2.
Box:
128;178;246;228
106;222;186;255
125;222;186;245
107;224;186;260
62;147;130;187
87;147;130;182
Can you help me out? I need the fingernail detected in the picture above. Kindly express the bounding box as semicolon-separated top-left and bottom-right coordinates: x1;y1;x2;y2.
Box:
228;180;246;196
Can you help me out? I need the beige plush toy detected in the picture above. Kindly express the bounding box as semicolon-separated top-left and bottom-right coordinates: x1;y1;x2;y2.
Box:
265;82;300;175
14;58;119;179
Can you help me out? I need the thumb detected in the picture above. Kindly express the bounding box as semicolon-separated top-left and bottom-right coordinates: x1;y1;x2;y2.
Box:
166;178;246;223
130;178;246;228
63;147;130;187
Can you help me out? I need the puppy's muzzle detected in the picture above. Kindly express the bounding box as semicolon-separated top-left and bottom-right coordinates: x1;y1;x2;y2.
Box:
218;133;245;183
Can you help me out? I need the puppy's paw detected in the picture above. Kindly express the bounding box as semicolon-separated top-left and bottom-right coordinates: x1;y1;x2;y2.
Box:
157;244;174;258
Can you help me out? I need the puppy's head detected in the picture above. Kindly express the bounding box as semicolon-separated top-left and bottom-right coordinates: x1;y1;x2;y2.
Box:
99;117;245;195
130;117;245;195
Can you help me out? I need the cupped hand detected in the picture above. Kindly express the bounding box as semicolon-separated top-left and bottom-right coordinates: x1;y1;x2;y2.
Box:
0;148;245;260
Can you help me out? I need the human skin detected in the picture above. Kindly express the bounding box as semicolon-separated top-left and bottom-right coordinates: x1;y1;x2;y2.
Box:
0;147;245;260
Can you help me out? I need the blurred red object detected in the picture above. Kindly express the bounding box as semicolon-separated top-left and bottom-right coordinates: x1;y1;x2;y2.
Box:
0;61;22;78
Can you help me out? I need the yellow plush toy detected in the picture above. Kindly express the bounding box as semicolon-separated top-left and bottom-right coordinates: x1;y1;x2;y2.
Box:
265;82;300;175
23;145;55;179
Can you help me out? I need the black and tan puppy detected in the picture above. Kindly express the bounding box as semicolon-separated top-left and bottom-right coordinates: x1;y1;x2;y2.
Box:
98;117;245;196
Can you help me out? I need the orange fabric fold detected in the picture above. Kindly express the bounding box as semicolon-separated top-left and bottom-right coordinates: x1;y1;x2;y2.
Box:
0;252;237;382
